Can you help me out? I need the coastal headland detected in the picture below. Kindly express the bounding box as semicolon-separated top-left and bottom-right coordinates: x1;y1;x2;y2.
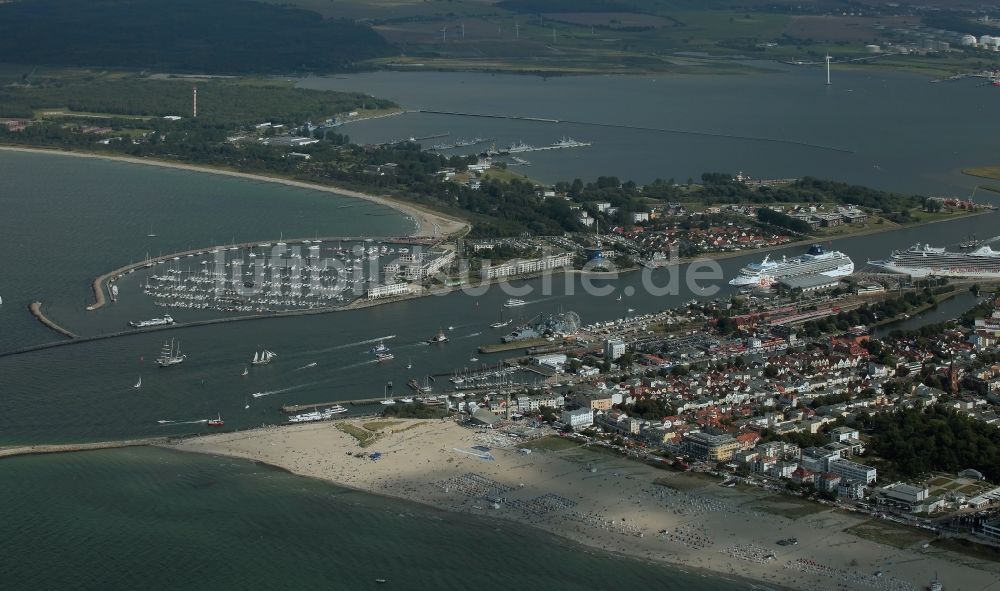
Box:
170;419;1000;591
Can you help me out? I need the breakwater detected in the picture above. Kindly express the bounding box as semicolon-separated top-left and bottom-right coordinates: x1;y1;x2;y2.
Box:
0;437;166;460
416;109;856;154
28;302;78;339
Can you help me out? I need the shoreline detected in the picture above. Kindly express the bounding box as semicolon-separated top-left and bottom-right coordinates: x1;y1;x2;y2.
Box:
0;145;470;239
687;208;995;266
163;440;781;591
166;420;1000;591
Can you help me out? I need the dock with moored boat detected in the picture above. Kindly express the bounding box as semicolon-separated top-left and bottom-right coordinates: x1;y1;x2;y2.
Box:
281;395;448;414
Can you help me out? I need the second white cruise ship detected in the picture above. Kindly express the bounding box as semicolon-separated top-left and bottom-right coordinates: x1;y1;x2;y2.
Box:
729;244;854;286
870;243;1000;278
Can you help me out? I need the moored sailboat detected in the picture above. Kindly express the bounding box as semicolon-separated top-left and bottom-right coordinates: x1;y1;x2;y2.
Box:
490;306;510;329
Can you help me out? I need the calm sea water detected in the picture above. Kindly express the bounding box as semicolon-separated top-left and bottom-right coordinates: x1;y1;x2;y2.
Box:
298;68;998;195
0;447;751;591
0;151;412;351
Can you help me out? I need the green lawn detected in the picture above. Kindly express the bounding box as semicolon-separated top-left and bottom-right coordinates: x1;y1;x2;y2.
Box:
752;495;829;519
844;520;934;549
361;420;403;432
337;423;381;447
963;165;1000;181
521;435;582;452
656;471;720;491
931;537;1000;563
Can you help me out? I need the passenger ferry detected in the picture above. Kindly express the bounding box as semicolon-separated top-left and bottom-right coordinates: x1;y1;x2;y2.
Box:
870;243;1000;278
130;314;175;328
729;245;854;286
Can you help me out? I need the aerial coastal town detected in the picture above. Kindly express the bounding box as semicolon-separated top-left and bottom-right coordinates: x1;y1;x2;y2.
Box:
8;0;1000;588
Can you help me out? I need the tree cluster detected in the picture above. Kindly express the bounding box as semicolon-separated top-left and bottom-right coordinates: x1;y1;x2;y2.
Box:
853;406;1000;482
0;0;393;74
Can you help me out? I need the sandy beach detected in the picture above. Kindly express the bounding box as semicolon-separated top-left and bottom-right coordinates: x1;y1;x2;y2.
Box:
171;420;1000;591
0;145;469;238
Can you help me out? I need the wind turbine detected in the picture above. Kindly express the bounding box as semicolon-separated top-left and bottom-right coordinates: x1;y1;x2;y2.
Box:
441;26;447;42
825;54;832;85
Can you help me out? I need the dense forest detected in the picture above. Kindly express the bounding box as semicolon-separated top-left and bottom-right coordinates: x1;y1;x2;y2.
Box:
854;407;1000;482
922;12;997;38
757;207;811;233
0;77;396;123
0;0;393;73
694;174;927;214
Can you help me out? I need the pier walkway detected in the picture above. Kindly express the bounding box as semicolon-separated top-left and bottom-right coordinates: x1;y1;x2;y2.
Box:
415;109;854;154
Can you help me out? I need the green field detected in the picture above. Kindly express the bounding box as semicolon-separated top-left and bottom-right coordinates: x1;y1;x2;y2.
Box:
521;435;582;452
655;471;720;491
844;520;934;549
337;423;382;447
753;495;829;519
963;166;1000;181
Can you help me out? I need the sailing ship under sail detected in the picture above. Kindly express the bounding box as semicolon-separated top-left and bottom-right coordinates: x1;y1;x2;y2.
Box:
251;349;277;366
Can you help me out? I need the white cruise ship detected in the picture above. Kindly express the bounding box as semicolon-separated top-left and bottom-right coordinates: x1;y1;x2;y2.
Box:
729;245;854;286
870;243;1000;278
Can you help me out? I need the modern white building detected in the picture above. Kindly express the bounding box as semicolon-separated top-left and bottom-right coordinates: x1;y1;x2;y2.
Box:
365;283;411;300
561;407;594;429
828;458;877;484
605;339;626;360
482;253;572;279
533;353;568;371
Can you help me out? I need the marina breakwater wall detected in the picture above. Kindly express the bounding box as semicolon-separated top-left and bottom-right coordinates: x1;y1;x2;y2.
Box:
28;302;78;339
1;304;366;359
0;437;167;460
415;109;856;154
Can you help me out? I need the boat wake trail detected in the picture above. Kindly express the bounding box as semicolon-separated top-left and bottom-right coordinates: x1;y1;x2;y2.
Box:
293;362;318;371
331;359;378;371
251;378;332;398
304;335;397;355
157;419;209;425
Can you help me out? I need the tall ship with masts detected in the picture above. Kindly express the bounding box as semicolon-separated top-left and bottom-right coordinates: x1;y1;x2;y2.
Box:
869;243;1000;278
251;349;277;366
156;339;186;367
